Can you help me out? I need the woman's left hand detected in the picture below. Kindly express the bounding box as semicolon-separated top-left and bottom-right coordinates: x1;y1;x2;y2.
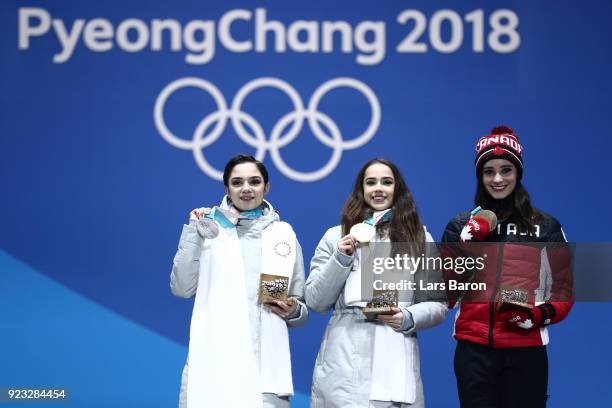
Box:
377;307;404;330
265;298;298;320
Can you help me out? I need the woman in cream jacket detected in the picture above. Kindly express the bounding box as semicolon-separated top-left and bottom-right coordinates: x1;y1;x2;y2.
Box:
306;158;446;408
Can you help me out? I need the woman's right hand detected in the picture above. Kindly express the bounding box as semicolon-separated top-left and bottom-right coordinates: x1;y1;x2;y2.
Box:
337;234;357;256
189;207;212;221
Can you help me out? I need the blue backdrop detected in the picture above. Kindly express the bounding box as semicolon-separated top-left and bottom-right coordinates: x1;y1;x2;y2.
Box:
2;1;611;407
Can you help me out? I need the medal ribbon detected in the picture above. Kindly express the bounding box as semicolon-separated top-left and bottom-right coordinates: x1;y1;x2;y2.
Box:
205;206;265;229
364;209;393;226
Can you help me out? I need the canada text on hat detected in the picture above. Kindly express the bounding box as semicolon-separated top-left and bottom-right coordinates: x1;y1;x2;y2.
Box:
476;134;523;154
475;133;523;168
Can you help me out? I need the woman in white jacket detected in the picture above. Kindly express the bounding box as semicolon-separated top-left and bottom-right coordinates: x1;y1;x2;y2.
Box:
170;154;307;408
306;158;447;408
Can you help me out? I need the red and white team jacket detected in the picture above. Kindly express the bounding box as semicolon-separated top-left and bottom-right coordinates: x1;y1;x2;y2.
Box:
441;210;574;348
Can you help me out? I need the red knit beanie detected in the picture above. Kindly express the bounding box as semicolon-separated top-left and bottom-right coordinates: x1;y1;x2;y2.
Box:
475;126;524;179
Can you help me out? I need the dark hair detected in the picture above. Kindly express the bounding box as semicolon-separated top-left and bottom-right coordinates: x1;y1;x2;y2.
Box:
341;158;425;254
475;126;541;235
222;154;269;186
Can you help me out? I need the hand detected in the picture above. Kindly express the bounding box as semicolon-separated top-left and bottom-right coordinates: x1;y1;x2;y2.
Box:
189;207;212;221
377;307;404;330
499;307;542;331
459;216;492;242
337;234;358;255
265;298;298;320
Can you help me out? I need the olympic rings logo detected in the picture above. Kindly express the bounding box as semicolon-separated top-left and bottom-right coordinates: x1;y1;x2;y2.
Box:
154;77;380;182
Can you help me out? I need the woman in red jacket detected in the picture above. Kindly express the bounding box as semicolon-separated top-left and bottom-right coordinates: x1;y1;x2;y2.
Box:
441;126;573;408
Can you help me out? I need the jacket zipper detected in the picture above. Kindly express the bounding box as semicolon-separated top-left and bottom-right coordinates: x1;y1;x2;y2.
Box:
489;242;505;347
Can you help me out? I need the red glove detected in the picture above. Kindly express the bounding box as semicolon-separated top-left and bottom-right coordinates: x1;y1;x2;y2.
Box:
499;307;543;331
460;215;492;242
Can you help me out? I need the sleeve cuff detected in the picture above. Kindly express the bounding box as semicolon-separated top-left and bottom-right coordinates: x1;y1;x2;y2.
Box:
180;223;203;245
537;303;556;325
285;300;304;321
333;249;354;267
398;308;415;332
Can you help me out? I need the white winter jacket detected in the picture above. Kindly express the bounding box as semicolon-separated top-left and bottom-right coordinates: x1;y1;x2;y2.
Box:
306;226;446;408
